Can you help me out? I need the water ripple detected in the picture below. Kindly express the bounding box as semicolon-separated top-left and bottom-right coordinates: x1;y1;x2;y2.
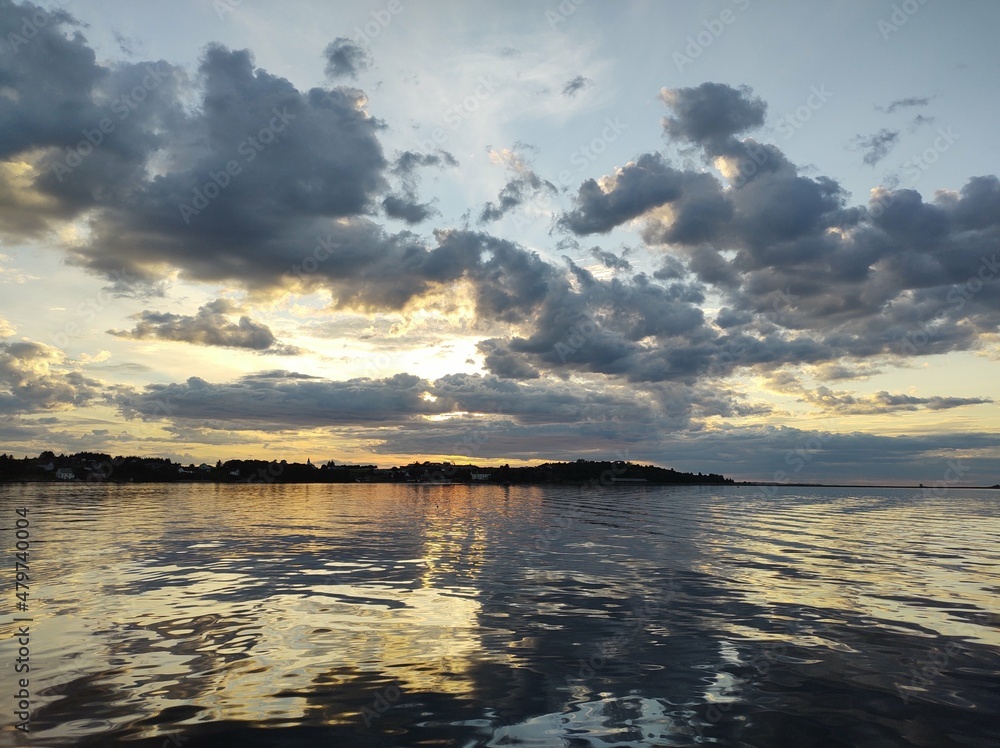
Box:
0;483;997;746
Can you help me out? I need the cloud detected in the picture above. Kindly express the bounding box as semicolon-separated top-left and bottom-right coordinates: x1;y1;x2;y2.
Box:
323;37;372;79
660;82;767;156
391;150;458;182
382;150;454;224
108;299;304;354
115;369;660;432
588;247;631;271
768;375;993;415
854;129;900;166
0;317;15;337
0;340;107;413
561;75;592;97
0;19;392;293
479;148;557;223
382;194;437;224
877;96;931;114
809;362;883;381
477;339;540;380
560;152;724;235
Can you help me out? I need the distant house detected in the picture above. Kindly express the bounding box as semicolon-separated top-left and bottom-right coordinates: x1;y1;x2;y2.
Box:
55;467;75;480
470;472;492;481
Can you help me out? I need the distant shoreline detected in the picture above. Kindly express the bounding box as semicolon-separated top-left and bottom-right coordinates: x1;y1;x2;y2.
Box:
3;453;996;490
3;477;997;490
738;482;1000;490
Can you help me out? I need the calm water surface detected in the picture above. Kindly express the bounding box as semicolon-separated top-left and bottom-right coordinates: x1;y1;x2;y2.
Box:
0;483;998;747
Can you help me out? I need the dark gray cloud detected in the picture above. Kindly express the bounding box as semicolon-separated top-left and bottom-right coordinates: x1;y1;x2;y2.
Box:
660;82;766;156
391;149;458;178
477;339;540;380
108;299;304;355
479;149;557;223
118;371;436;429
1;16;561;317
382;194;437;224
323;37;372;79
0;15;392;292
0;1;189;236
383;150;454;224
561;75;592;97
877;96;931;114
589;247;631;271
526;83;996;388
560;152;723;235
116;369;660;432
854;128;899;166
478;265;715;384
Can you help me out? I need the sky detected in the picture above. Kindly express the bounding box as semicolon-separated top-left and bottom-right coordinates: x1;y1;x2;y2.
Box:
1;0;998;484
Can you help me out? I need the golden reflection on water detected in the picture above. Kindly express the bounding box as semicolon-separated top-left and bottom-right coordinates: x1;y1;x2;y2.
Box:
24;483;530;742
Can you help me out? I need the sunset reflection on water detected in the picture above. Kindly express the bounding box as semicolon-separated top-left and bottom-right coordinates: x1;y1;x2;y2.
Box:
1;482;997;747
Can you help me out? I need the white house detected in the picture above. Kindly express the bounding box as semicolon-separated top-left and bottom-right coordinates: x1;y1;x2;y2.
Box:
55;467;75;480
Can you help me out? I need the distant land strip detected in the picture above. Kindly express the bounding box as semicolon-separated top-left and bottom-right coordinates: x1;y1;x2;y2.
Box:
0;452;733;486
